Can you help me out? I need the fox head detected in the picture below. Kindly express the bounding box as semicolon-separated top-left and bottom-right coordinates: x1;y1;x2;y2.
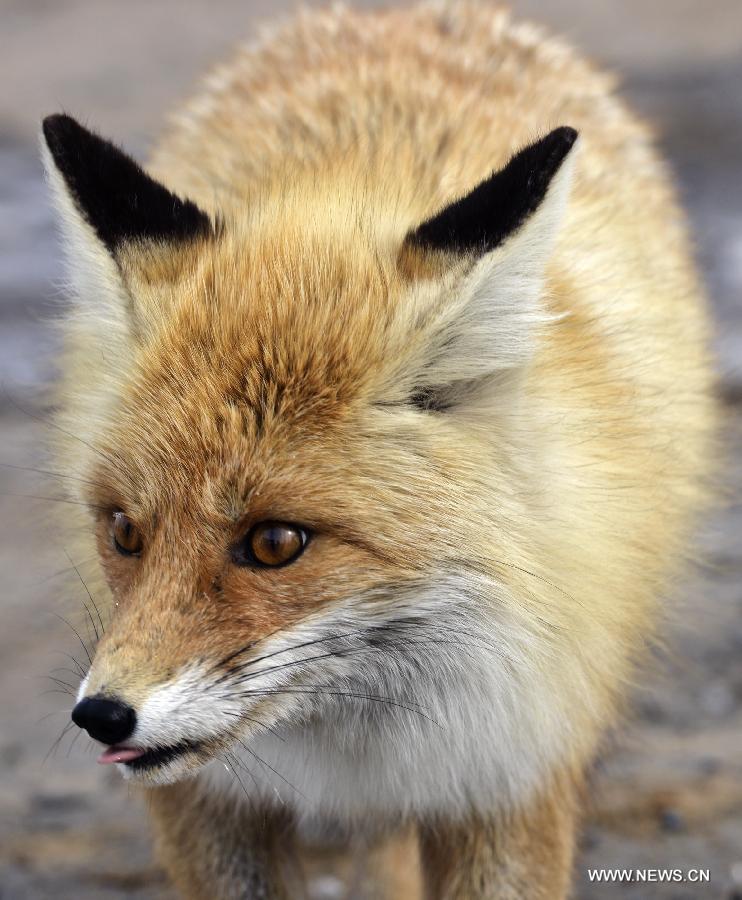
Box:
42;113;578;792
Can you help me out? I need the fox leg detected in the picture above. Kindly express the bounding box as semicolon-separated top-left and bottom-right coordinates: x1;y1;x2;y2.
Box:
146;781;298;900
419;778;578;900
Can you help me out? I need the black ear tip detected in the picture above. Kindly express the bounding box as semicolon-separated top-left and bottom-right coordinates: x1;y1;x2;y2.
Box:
548;126;579;156
554;125;578;144
42;114;86;155
43;113;74;136
529;126;579;181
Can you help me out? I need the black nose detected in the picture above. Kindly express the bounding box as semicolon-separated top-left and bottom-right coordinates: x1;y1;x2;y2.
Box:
71;696;137;745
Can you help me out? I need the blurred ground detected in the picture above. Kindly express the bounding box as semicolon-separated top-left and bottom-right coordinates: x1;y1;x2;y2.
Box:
1;1;741;898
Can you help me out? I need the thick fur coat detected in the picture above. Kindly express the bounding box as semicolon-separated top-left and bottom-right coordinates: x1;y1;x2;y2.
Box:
43;3;714;897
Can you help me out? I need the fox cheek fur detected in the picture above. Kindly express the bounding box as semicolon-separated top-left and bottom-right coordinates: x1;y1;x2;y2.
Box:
43;3;714;897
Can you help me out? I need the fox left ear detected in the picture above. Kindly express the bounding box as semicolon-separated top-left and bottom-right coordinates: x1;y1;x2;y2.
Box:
401;127;578;412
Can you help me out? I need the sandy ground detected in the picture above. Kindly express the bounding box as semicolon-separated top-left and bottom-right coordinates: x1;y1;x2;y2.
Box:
1;1;741;897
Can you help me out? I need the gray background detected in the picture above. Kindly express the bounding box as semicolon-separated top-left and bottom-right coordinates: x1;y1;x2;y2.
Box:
1;1;741;897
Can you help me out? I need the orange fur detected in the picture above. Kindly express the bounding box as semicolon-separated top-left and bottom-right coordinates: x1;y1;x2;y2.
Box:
45;3;715;897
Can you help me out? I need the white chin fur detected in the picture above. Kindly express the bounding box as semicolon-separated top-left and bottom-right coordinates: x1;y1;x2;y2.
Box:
101;573;582;827
117;751;203;785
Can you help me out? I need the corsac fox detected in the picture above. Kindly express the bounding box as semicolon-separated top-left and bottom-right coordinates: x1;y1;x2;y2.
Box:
42;2;714;897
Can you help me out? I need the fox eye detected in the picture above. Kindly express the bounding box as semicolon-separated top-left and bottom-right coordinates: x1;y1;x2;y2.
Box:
233;521;309;569
112;511;143;556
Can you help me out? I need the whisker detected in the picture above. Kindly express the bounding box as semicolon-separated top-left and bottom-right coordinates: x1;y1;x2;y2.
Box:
491;559;576;610
50;650;88;679
232;636;496;687
49;666;83;682
235;738;305;801
35;559;98;587
207;616;454;679
88;591;106;639
0;461;106;489
0;492;107;512
37;709;69;724
51;612;93;667
212;623;424;680
64;549;104;639
227;642;436;691
220;752;257;814
220;710;286;742
38;674;78;692
230;746;284;806
235;687;442;727
66;728;84;758
204;623;288;676
217;623;500;686
44;721;76;764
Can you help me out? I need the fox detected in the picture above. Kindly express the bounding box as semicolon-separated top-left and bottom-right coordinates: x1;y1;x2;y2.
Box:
41;1;715;897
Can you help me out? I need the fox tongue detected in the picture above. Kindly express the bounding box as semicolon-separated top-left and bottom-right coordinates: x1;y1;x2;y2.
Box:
97;746;145;765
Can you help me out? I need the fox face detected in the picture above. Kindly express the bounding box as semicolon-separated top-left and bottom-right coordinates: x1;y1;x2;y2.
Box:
43;114;581;808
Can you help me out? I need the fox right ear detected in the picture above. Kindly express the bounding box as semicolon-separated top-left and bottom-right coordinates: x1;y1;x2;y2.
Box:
42;114;213;257
41;114;214;338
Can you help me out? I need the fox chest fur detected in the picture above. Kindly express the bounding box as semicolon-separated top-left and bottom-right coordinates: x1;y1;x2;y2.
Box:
44;0;713;889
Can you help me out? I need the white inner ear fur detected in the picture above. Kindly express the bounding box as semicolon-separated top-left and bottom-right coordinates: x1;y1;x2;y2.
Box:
40;135;133;347
41;133;137;474
415;145;578;399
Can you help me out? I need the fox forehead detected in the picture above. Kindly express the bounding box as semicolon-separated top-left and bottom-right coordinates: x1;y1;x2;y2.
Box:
101;235;400;480
133;222;404;385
